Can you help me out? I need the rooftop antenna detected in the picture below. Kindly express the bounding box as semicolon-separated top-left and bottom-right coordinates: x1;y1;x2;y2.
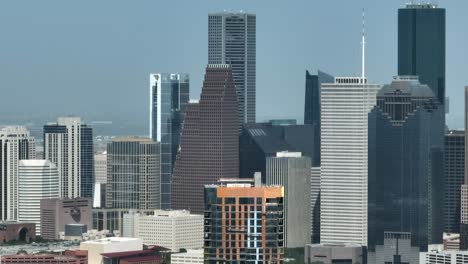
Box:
361;8;366;83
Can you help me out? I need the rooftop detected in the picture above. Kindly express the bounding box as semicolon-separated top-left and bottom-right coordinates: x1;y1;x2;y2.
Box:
81;237;141;245
112;136;153;143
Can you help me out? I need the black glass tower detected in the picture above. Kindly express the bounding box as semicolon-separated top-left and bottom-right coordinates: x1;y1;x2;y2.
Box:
304;70;333;166
80;125;94;198
368;76;444;252
398;4;445;105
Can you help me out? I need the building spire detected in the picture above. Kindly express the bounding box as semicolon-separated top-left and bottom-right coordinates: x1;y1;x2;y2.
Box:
361;8;366;83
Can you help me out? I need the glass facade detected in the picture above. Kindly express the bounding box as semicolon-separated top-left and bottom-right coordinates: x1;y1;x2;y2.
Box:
80;125;94;198
368;77;444;252
304;70;333;166
398;4;445;105
150;73;189;209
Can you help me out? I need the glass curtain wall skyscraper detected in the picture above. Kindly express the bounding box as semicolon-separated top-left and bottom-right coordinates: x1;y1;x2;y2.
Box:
149;73;189;209
368;76;444;252
304;70;333;166
208;12;256;124
398;4;445;106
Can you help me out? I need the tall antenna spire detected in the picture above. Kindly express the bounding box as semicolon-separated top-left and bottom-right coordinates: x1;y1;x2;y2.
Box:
361;8;366;83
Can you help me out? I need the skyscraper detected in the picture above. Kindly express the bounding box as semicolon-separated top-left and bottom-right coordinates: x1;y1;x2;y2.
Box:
18;160;60;235
106;137;159;210
204;178;284;263
444;130;465;233
208;12;256;123
368;76;444;252
44;117;94;198
266;151;311;248
0;126;36;221
320;77;379;246
398;3;445;105
461;86;468;249
171;64;239;214
149;73;189;209
304;70;334;166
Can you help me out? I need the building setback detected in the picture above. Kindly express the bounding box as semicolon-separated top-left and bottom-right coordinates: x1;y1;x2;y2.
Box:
204;179;284;263
0;126;35;221
208;12;256;124
320;77;379;246
368;76;444;252
18;160;60;235
149;73;189;209
304;70;334;166
444;130;465;233
43;117;94;198
266;151;311;248
106;137;160;210
171;64;239;214
40;198;92;240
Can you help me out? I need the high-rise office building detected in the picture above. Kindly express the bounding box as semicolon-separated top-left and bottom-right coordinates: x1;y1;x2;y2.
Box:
398;3;445;105
368;76;444;252
18;160;60;235
94;152;107;184
208;12;256;123
171;64;239;214
320;77;379;246
461;87;468;250
204;178;284;263
0;126;35;221
149;73;189;209
444;130;465;233
310;166;321;244
239;122;315;181
44;117;94;198
106;137;160;210
266;151;311;248
304;70;334;166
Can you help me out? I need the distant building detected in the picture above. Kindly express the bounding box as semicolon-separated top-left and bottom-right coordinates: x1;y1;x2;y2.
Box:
304;244;366;264
94;152;107;184
0;126;36;221
204;178;284;263
268;119;297;126
320;77;379;246
443;232;460;250
149;73;189;209
0;221;36;245
304;70;334;166
444;130;465;233
44;117;94;198
123;210;203;252
1;251;87;264
92;208;155;235
239;122;316;182
18;160;60;235
208;12;256;124
371;232;420;264
40;197;92;240
266;151;311;248
171;65;239;214
80;237;143;264
106;137;160;210
171;249;203;264
310;167;321;244
368;76;444;252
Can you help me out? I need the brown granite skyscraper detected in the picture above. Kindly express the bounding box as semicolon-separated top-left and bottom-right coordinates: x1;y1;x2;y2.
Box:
171;64;239;214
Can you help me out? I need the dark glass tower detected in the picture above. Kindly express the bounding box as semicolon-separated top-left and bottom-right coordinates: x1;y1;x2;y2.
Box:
368;76;444;252
398;4;445;105
444;130;465;233
304;70;333;166
80;125;94;198
171;64;239;214
149;73;189;209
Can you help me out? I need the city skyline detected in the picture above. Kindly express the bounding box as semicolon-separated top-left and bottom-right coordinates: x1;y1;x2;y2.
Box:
1;1;467;130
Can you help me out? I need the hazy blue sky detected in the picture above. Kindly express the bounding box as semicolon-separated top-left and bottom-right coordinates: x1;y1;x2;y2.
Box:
1;0;467;131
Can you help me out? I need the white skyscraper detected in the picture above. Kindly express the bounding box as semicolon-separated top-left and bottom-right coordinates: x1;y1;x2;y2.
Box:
44;117;94;198
94;152;107;184
266;151;311;248
320;77;379;246
18;160;60;235
0;126;36;221
208;12;256;123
